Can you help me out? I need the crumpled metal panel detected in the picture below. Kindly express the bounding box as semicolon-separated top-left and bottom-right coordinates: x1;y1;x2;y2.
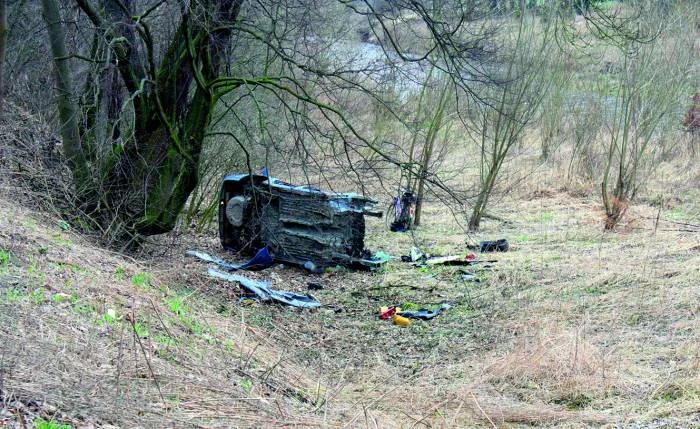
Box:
219;174;380;268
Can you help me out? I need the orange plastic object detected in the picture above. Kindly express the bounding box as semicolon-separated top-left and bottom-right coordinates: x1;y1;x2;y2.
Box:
392;314;411;326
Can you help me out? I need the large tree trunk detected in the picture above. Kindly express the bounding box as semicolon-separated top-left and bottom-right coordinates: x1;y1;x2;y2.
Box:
44;0;242;245
0;0;6;115
42;0;94;199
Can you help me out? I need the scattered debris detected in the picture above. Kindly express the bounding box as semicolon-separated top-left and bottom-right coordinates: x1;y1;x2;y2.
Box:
423;255;497;266
400;247;497;267
390;192;416;232
379;305;401;320
307;281;324;291
380;302;452;322
391;314;412;326
238;297;260;305
372;251;393;263
207;269;321;309
303;260;325;274
398;303;452;320
479;239;509;253
400;247;425;262
186;247;273;271
459;272;481;282
410;246;425;262
398;309;440;320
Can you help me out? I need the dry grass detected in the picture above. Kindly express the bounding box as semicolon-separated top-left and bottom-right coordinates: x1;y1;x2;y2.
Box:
0;198;335;428
0;133;698;428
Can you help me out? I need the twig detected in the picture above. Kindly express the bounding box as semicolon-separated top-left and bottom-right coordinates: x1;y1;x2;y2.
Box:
410;395;454;428
470;391;497;429
147;297;175;339
115;321;125;396
653;205;661;235
643;216;699;228
14;408;27;429
126;311;165;403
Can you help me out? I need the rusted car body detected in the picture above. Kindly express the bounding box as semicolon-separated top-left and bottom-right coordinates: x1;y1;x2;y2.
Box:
219;174;381;268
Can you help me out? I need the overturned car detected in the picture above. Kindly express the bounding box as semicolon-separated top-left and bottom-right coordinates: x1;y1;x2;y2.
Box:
219;174;382;269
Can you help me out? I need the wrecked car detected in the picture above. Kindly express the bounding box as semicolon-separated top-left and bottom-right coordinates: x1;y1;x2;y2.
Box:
219;174;382;269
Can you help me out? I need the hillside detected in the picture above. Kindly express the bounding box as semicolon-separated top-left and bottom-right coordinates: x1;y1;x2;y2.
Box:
1;172;698;427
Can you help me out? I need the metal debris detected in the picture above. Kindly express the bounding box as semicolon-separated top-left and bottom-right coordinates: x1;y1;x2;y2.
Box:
207;268;322;309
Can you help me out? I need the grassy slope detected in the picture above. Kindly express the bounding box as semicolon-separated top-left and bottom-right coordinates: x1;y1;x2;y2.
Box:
0;199;334;428
1;156;698;428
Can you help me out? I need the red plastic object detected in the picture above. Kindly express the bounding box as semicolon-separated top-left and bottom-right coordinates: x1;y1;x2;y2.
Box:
380;306;398;320
465;253;476;261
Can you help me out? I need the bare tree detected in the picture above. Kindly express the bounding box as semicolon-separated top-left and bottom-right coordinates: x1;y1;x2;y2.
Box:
467;11;557;230
599;2;694;229
36;0;499;246
0;0;6;114
407;71;453;227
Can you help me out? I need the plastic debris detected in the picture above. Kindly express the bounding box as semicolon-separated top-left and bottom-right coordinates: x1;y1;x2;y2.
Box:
479;239;509;253
400;248;492;267
390;192;416;232
392;314;412;326
186;247;273;271
422;255;497;266
372;251;393;263
207;268;321;309
380;302;452;322
410;247;426;262
379;305;401;320
398;302;452;320
398;309;440;320
459;272;481;283
303;260;324;274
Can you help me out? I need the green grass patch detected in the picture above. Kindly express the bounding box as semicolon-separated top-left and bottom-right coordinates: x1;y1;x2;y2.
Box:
133;321;149;338
164;295;188;315
177;315;207;336
131;272;153;289
100;309;119;326
51;233;73;247
540;211;555;223
70;294;95;316
4;288;23;302
49;261;86;275
552;393;592;410
36;419;72;429
515;234;534;243
113;266;127;280
0;248;10;266
51;293;69;304
583;285;607;296
22;218;37;232
30;287;46;305
400;301;419;310
224;338;235;353
154;334;177;347
666;205;695;222
240;378;253;392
